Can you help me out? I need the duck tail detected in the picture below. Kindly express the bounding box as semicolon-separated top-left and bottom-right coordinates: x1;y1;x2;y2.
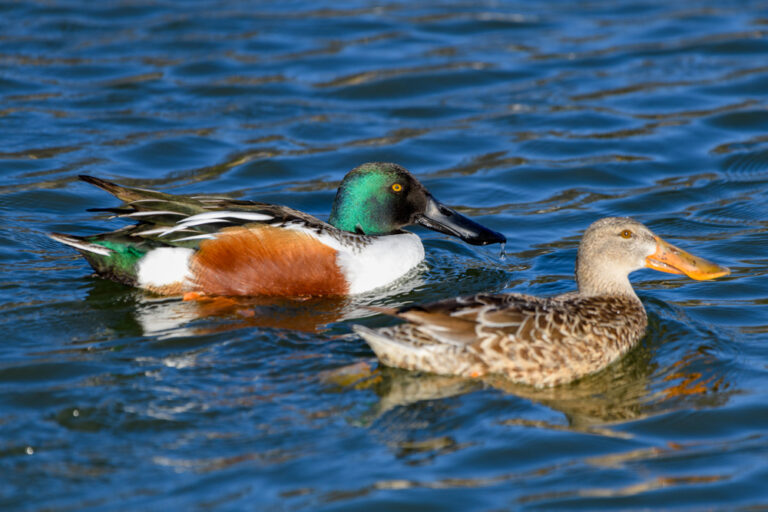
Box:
78;175;158;203
353;324;472;377
354;324;416;360
48;232;113;256
78;174;128;197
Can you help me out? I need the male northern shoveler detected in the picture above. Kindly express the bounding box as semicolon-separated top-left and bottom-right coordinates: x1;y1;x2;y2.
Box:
49;163;505;297
354;217;730;388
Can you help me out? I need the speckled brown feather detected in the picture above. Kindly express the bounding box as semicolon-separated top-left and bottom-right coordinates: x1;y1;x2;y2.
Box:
357;293;646;387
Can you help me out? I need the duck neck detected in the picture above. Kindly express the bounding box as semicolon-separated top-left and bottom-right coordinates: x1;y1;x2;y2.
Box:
575;258;639;300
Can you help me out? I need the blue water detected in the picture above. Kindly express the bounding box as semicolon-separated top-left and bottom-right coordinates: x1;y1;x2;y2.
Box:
2;1;768;510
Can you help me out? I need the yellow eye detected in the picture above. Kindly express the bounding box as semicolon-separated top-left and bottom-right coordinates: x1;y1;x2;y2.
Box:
621;229;632;239
391;183;403;192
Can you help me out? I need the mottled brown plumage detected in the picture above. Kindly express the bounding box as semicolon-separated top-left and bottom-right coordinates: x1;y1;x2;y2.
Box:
354;217;729;388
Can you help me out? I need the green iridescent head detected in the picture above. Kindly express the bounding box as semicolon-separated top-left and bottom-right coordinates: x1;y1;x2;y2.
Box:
328;162;505;245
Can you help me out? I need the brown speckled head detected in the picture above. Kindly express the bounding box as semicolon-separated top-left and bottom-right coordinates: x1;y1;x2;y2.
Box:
576;217;729;297
575;217;658;297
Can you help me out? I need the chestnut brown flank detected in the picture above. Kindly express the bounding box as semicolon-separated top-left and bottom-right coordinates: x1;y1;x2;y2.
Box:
190;226;349;296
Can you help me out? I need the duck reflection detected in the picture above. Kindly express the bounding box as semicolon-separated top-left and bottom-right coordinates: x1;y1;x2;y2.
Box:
83;269;427;338
352;354;654;433
134;295;350;336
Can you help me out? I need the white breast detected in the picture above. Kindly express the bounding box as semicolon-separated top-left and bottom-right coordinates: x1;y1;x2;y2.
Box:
328;232;425;295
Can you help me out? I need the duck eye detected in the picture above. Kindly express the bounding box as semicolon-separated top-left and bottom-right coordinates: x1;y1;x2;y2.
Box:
391;183;403;192
620;229;633;239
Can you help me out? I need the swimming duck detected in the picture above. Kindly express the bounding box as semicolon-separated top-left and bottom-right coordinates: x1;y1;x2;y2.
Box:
49;163;505;297
354;217;729;388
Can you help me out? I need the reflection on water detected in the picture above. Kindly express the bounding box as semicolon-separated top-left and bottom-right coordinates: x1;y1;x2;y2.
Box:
119;266;428;337
134;296;349;337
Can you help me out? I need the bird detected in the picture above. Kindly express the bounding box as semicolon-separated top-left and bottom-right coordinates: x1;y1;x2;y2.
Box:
49;162;505;297
353;217;729;388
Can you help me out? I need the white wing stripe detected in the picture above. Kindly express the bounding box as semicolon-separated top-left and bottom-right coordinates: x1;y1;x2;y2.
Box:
172;234;217;241
133;227;167;236
144;211;273;237
127;210;186;217
180;211;273;223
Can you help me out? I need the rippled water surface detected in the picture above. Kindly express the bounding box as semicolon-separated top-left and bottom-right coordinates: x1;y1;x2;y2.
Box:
2;1;768;510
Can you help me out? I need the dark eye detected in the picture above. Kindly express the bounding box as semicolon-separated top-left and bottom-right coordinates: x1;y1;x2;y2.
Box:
391;183;403;192
620;229;633;239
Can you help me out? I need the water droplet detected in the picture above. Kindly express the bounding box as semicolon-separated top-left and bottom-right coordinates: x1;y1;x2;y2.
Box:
25;446;34;455
498;242;506;260
72;409;80;417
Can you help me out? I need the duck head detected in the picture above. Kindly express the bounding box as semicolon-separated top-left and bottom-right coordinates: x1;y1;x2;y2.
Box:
329;162;505;246
576;217;729;296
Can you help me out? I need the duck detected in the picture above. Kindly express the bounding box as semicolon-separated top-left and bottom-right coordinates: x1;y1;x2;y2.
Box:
49;163;505;297
353;217;729;388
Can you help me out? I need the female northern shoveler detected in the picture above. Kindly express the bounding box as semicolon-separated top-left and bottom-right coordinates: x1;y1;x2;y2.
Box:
354;217;730;388
49;163;505;297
